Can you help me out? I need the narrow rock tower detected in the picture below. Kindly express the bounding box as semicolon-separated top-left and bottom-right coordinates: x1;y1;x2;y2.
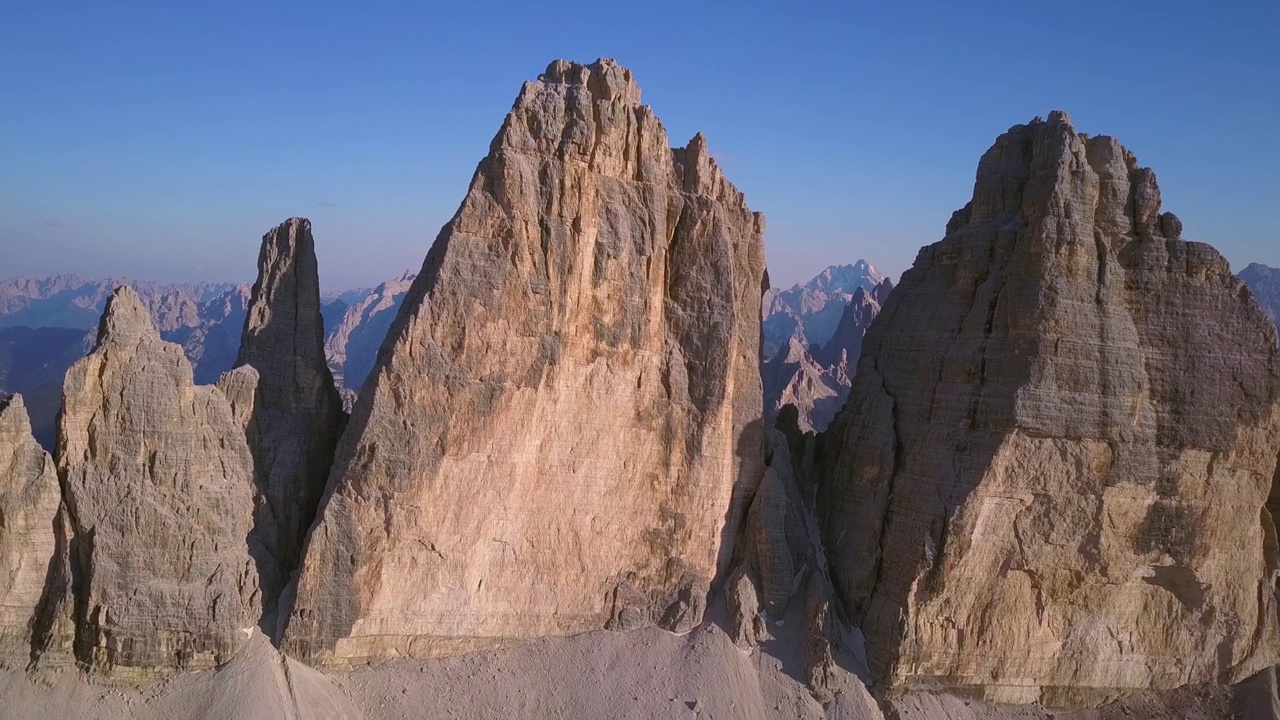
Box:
285;58;768;664
819;111;1280;705
219;218;344;612
0;394;63;661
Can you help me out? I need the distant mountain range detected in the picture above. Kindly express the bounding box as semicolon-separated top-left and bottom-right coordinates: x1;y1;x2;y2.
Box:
1241;263;1280;331
0;272;418;448
5;260;1276;450
762;260;886;358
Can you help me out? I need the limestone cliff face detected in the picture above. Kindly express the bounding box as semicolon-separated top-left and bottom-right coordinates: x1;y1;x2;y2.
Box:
818;112;1280;705
284;58;767;664
58;287;260;675
0;394;62;659
218;218;345;611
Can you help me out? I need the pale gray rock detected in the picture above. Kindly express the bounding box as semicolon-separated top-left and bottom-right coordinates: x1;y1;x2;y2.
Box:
819;111;1280;705
763;336;845;433
58;286;260;675
218;218;345;614
285;58;768;664
0;394;62;661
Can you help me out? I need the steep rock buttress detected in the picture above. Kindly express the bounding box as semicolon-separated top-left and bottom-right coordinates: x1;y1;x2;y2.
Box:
283;58;768;664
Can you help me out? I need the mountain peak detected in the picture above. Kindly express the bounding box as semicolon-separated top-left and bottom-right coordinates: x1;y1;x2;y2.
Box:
95;285;159;348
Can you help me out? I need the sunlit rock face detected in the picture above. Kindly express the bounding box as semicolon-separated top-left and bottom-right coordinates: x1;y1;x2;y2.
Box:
284;58;768;665
0;394;63;661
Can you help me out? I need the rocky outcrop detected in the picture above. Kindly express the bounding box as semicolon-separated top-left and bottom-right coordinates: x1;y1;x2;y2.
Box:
763;337;845;432
323;271;417;393
284;58;767;665
763;280;891;432
0;394;63;660
1242;263;1280;331
819;112;1280;705
762;261;885;358
218;218;345;613
58;287;260;675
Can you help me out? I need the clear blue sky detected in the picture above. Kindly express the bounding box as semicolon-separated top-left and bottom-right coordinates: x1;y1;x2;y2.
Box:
2;1;1277;291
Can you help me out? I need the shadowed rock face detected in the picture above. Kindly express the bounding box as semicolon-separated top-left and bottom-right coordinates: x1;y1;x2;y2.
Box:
218;218;345;616
284;58;768;664
58;287;260;676
818;112;1280;705
0;394;62;660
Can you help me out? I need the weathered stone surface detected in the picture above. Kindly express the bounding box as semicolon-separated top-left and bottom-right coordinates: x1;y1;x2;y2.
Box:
0;394;62;660
725;566;767;649
741;432;810;616
284;58;767;664
819;111;1280;704
219;218;344;613
58;286;260;675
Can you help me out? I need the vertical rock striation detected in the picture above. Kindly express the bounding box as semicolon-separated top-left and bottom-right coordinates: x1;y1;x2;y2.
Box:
819;112;1280;705
284;58;767;664
0;394;63;661
218;218;344;614
58;287;259;675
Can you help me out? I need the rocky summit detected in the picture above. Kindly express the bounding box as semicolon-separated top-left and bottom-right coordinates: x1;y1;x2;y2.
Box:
218;218;346;615
1242;262;1280;331
57;287;260;675
283;58;768;664
818;111;1280;705
762;261;886;358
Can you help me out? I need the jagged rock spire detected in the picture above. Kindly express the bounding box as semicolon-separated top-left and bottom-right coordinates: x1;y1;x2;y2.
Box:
218;218;345;618
283;58;768;664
